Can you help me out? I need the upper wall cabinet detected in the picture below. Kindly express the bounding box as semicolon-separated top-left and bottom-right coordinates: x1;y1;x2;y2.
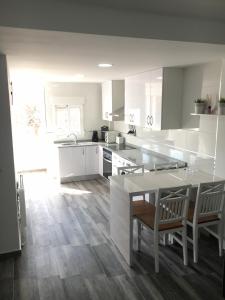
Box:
125;67;183;130
102;80;125;121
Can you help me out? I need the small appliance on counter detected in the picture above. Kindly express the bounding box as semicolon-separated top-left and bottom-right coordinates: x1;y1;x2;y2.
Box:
101;125;109;141
127;125;136;136
116;136;124;144
105;131;117;144
92;130;99;142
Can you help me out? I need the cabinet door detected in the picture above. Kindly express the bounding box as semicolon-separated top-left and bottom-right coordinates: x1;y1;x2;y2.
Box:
85;146;99;175
58;146;85;178
149;69;162;130
98;146;103;176
125;72;149;126
102;81;112;121
145;69;162;130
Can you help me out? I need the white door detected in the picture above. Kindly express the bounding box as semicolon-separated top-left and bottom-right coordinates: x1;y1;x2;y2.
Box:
58;146;85;178
85;146;99;175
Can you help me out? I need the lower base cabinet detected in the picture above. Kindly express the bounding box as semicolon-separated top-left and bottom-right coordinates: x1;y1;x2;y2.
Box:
58;145;100;182
85;146;99;175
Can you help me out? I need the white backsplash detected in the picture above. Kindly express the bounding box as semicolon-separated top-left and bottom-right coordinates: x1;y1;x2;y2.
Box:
113;120;217;174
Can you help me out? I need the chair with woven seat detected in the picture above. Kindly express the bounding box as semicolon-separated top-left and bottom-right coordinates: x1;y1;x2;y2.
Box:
187;180;225;263
136;185;191;273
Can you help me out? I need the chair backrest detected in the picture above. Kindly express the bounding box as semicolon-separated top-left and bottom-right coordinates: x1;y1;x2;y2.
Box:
117;165;145;175
194;181;225;222
154;185;191;228
153;162;178;171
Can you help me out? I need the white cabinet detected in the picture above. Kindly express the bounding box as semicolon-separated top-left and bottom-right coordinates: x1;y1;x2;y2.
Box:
59;145;101;182
145;69;162;130
125;73;145;126
58;146;85;179
112;153;136;175
125;67;183;130
85;146;99;175
98;146;103;176
102;80;125;121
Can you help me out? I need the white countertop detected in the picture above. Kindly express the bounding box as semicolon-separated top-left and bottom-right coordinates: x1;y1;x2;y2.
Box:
109;168;224;194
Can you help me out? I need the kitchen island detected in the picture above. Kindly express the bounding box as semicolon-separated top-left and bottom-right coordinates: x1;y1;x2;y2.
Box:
109;168;223;266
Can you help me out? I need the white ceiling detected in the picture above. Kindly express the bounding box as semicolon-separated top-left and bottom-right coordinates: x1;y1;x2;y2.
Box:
1;26;225;82
72;0;225;21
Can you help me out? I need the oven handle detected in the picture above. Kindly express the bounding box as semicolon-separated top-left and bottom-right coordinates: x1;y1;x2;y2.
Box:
103;157;112;164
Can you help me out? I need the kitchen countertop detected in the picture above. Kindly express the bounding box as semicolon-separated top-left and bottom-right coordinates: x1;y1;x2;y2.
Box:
57;141;187;170
109;168;224;194
114;148;186;170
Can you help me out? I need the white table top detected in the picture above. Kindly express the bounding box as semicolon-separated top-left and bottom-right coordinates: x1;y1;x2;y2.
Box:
109;168;225;194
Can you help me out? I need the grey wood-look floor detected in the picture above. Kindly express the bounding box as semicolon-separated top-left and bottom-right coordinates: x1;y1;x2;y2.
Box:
0;172;224;300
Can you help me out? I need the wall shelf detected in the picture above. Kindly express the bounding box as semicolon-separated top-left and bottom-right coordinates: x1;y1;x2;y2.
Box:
191;113;220;116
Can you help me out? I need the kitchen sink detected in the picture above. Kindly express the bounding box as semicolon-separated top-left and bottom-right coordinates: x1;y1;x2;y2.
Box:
61;142;77;146
61;141;97;146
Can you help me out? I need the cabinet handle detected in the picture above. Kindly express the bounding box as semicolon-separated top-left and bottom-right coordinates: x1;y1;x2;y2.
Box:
150;115;153;126
147;115;150;125
96;147;98;154
83;148;85;155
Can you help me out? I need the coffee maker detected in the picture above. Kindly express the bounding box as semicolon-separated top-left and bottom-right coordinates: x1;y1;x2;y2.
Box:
92;130;99;142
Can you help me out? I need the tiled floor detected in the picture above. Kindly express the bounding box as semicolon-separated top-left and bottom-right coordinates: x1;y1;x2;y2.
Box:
0;172;224;299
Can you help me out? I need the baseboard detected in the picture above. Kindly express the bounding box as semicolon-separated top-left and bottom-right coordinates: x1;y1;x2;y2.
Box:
60;174;101;183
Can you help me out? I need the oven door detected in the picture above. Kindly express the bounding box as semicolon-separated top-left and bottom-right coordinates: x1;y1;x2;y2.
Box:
103;150;112;179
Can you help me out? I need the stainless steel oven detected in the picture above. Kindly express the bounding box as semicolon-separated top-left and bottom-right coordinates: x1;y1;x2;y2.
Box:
103;148;112;179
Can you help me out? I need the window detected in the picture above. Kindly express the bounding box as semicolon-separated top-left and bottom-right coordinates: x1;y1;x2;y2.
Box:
55;104;83;135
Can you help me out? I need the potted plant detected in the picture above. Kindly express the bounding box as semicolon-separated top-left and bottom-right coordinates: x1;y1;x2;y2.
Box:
194;99;206;114
218;98;225;115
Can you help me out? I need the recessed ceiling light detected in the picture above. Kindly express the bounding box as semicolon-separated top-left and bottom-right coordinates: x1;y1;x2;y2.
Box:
156;76;163;80
98;63;113;68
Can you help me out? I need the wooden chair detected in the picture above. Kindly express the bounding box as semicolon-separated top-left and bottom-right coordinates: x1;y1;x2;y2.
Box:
117;165;148;215
187;180;225;263
136;185;191;273
117;165;145;175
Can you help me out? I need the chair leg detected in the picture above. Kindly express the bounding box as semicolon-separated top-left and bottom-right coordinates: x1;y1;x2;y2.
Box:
168;233;174;245
218;221;224;257
193;226;199;263
182;227;188;266
137;221;142;252
154;231;159;273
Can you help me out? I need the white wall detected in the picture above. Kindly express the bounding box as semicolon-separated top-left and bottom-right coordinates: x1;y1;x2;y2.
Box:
45;82;107;140
0;55;20;254
181;60;222;128
181;65;203;128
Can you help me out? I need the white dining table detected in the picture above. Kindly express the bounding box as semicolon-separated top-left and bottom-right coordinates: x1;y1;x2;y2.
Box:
109;168;224;266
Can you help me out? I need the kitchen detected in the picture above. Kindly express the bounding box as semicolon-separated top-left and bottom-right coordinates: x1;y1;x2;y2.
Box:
1;24;225;300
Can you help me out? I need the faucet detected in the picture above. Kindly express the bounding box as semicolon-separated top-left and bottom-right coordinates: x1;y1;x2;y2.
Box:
67;132;78;144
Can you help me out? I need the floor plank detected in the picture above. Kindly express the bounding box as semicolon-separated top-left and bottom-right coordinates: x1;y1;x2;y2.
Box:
0;172;223;299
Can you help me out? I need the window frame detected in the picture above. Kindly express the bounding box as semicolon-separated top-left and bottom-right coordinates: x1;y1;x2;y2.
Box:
54;103;84;137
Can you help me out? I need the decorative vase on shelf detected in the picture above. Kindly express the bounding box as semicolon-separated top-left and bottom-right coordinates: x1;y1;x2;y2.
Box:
194;99;205;114
218;100;225;115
